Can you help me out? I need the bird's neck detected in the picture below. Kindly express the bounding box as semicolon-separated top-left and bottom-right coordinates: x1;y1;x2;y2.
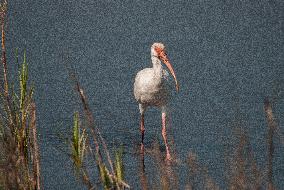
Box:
151;56;163;77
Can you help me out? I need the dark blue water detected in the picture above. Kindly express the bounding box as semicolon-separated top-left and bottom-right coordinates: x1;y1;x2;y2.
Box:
6;0;284;189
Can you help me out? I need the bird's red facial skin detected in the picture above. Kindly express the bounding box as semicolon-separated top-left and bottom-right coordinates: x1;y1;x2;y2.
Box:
154;47;179;92
154;46;163;55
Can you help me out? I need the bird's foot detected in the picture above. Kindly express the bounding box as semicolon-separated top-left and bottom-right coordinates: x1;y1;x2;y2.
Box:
165;153;172;162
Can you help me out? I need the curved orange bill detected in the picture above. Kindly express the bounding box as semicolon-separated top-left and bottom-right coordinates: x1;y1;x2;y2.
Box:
159;50;179;92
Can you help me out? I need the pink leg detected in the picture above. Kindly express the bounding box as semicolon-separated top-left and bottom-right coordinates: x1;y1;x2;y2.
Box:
140;114;145;153
162;112;172;161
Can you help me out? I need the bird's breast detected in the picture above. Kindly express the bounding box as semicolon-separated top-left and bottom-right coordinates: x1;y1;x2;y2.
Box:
134;68;169;106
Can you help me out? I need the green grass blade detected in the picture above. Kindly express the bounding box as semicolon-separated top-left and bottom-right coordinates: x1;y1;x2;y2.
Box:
115;147;124;182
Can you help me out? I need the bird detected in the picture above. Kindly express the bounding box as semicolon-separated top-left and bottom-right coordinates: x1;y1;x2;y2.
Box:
134;42;179;161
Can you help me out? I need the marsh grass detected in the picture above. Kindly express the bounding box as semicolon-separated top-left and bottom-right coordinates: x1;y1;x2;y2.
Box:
66;75;282;189
67;69;129;189
151;141;179;190
186;152;220;190
71;111;87;170
0;46;40;189
186;97;281;190
114;147;124;184
264;97;277;190
132;96;281;190
226;130;262;190
0;0;281;189
0;1;41;189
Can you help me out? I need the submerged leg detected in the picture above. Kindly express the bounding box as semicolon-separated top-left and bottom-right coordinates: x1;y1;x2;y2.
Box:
140;113;145;152
162;109;171;161
139;113;145;171
139;104;146;154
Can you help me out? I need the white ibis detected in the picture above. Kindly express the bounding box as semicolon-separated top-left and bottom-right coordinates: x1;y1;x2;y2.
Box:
134;43;179;161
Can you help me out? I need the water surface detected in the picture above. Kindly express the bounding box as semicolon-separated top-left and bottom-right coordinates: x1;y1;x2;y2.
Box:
7;0;284;189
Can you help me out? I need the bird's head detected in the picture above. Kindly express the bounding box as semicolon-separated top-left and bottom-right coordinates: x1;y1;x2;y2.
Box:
151;42;179;92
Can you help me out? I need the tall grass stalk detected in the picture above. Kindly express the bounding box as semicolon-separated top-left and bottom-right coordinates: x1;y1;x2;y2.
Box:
67;68;129;189
30;102;41;190
264;97;276;190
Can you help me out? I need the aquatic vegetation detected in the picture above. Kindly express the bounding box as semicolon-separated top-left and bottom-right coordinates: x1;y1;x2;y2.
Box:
0;0;41;188
0;0;282;189
264;98;278;190
71;112;87;170
115;147;124;184
67;70;129;189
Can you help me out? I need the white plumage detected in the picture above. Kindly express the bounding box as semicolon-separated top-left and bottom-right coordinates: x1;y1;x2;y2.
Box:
134;67;169;108
133;42;179;161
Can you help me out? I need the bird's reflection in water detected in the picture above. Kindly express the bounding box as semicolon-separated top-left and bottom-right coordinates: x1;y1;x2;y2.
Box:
137;140;179;189
139;153;148;190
